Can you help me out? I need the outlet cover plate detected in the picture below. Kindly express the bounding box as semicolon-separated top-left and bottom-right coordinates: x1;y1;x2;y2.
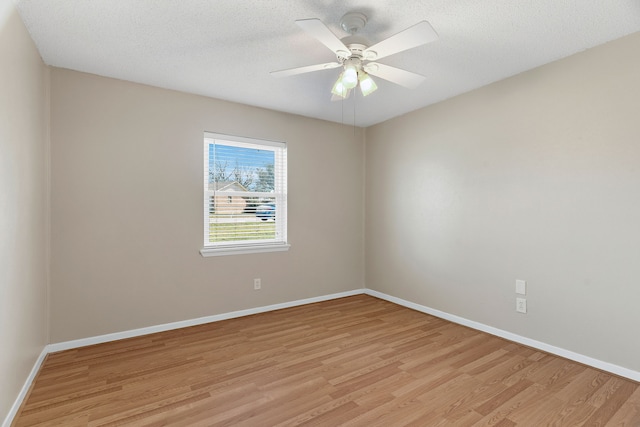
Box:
516;297;527;313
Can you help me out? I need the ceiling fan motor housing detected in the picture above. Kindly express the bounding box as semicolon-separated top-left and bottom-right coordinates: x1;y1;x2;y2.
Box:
338;13;374;62
337;41;368;62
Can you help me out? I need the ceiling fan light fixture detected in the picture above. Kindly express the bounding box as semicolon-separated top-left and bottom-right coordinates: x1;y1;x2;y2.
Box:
359;72;378;96
331;74;349;98
341;63;358;89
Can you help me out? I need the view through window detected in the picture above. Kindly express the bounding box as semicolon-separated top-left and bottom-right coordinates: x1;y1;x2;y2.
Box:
202;133;288;256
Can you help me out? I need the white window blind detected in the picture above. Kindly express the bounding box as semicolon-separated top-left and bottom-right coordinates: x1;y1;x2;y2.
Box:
201;132;288;256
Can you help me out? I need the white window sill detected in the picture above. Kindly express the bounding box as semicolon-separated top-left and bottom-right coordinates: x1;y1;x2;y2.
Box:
200;243;290;257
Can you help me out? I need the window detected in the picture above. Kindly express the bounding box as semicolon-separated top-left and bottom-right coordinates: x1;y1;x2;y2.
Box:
200;132;289;256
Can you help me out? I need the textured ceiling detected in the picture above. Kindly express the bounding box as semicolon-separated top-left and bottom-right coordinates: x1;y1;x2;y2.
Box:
14;0;640;127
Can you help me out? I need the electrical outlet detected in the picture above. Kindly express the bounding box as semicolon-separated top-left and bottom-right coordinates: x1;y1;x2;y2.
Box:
516;297;527;314
516;280;526;295
253;278;261;290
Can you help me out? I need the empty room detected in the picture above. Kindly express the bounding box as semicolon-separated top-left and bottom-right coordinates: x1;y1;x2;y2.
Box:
2;1;640;425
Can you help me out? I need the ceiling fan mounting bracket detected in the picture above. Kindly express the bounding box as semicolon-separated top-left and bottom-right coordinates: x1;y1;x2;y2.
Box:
340;12;367;34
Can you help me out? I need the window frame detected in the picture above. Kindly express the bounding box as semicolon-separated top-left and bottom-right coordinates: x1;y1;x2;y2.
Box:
200;132;289;257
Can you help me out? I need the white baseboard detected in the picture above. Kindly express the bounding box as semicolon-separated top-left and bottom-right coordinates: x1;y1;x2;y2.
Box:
48;289;365;353
364;289;640;383
6;287;639;427
3;289;364;426
2;347;48;427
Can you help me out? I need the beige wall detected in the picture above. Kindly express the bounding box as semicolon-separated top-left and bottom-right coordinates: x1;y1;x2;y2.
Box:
49;68;364;342
0;2;48;422
366;32;640;372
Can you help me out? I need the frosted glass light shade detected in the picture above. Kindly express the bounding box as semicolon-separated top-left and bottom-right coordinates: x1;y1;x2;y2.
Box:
359;72;378;96
342;64;358;89
331;75;348;98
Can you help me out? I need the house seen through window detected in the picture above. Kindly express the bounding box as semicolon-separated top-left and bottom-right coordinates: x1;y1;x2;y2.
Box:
201;132;288;256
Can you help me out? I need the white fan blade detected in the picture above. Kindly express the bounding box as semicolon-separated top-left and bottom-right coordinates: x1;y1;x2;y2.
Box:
364;63;425;89
363;21;438;61
271;62;341;78
296;18;351;57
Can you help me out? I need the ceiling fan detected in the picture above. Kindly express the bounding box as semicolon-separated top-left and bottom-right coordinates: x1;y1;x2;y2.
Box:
271;12;438;99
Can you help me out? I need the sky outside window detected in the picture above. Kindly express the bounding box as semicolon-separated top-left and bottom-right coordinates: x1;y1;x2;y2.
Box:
208;143;275;191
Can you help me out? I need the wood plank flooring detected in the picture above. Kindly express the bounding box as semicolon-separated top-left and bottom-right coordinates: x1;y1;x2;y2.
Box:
12;295;640;426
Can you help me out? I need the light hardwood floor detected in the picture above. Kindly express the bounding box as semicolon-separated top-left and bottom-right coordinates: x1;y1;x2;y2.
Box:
13;295;640;426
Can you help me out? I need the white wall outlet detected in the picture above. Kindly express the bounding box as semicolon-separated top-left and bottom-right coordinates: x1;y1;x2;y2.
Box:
516;279;526;295
516;297;527;313
253;278;261;290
